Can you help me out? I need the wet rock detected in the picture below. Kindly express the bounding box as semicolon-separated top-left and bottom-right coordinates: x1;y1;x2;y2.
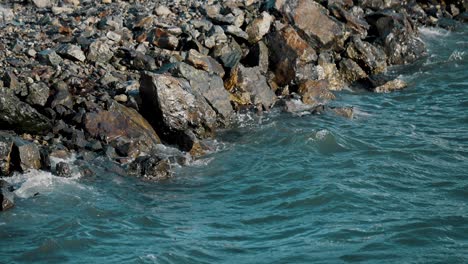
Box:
0;88;52;134
227;65;277;110
12;139;42;172
339;58;367;84
267;25;317;86
128;156;171;181
246;11;274;43
0;180;14;212
140;72;217;151
374;79;408;93
0;133;13;176
366;12;426;65
84;100;161;158
171;63;233;123
87;41;113;64
276;0;344;49
345;37;387;75
186;49;225;77
56;44;86;62
26;82;50;107
329;106;354;119
297;80;336;106
55;162;72;177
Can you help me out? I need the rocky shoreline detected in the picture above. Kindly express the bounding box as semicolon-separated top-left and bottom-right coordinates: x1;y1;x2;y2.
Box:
0;0;467;211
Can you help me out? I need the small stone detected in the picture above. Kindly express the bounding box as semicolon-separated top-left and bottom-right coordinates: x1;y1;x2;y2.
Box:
0;5;14;24
37;49;63;66
102;0;111;3
114;94;128;103
87;41;113;63
26;82;50;106
32;0;52;8
155;5;172;16
56;44;86;62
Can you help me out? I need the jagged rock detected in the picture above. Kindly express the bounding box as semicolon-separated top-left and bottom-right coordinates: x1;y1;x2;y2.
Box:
50;81;73;109
345;37;387;75
84;100;161;158
339;58;367;84
0;88;52;134
317;52;346;91
212;39;243;70
227;65;277;110
224;25;249;40
170;63;233;123
329;4;370;37
329;106;354;119
356;0;406;11
366;12;426;65
26;82;50;106
55;162;72;177
128;156;171;181
297;80;336;106
246;11;274;43
140;72;217;151
267;25;317;86
243;41;269;74
0;180;14;212
37;49;63;66
12;139;42;171
0;133;13;176
276;0;344;49
374;79;408;93
186;49;225;77
148;28;179;50
87;41;113;64
205;25;228;49
56;44;86;62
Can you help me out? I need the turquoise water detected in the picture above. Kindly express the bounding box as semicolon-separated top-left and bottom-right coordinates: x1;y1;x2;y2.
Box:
1;26;467;263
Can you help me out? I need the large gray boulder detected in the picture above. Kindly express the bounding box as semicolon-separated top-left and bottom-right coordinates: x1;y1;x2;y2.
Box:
140;72;217;151
0;88;52;134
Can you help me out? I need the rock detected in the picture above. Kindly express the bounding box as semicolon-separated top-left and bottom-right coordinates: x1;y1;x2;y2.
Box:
317;52;346;91
243;41;269;74
223;25;249;40
0;133;13;176
374;79;408;93
277;0;344;49
2;71;19;90
26;82;50;106
140;72;217;151
170;63;233;123
55;162;72;177
246;11;274;43
339;58;367;84
12;139;42;171
0;88;52;134
0;180;14;211
50;81;73;109
212;39;243;70
366;12;426;65
297;80;336;106
329;4;369;37
32;0;52;8
186;49;225;77
330;106;354;119
345;37;387;75
84;100;161;158
155;5;172;16
227;65;277;110
37;49;63;66
114;94;128;103
148;28;179;50
0;5;14;24
87;41;113;64
267;25;317;86
128;156;171;181
205;26;228;49
56;44;86;62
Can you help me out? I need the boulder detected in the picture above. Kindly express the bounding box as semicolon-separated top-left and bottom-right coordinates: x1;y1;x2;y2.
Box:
276;0;344;49
140;72;217;151
0;88;52;134
87;41;113;64
55;162;72;177
345;37;387;75
170;63;234;123
11;139;42;172
297;80;336;106
317;52;346;91
84;101;161;158
339;58;368;84
267;25;317;86
128;156;171;181
374;79;408;93
26;82;50;106
0;180;14;212
148;28;179;50
227;65;277;110
212;39;243;70
186;49;225;77
246;11;274;43
0;5;14;24
366;12;426;65
56;44;86;62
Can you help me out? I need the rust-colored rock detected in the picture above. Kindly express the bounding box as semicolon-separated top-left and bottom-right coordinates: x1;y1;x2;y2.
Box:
297;80;336;106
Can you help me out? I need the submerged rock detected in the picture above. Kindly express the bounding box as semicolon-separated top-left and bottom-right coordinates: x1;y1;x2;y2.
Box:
0;180;14;212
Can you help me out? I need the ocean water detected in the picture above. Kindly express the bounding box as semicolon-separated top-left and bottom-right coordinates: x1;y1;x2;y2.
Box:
1;26;467;263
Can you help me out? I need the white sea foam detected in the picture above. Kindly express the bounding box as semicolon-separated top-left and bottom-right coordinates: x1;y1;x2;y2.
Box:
448;50;465;61
419;27;450;38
